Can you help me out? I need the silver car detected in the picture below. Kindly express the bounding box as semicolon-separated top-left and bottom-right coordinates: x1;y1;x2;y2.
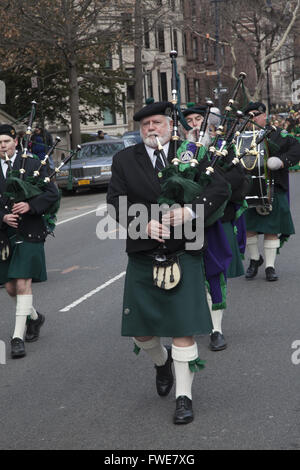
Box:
56;138;135;193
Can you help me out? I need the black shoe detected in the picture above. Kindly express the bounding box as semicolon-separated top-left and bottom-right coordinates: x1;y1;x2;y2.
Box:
265;267;278;281
11;338;26;359
25;312;45;342
209;331;227;351
245;255;264;279
173;396;194;425
155;345;174;397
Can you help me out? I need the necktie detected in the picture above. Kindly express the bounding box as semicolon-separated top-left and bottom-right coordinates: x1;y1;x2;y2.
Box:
4;158;12;178
154;149;164;174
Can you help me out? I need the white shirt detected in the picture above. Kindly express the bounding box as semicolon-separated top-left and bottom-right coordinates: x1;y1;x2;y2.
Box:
145;142;170;168
1;152;17;178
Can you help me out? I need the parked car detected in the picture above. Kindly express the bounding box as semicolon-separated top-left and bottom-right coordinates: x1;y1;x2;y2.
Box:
56;138;135;193
122;130;142;144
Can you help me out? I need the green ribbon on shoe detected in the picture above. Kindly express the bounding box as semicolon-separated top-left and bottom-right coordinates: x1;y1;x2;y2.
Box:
189;358;206;372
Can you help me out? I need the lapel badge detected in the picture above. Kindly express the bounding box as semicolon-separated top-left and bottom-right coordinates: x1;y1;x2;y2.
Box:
180;150;194;163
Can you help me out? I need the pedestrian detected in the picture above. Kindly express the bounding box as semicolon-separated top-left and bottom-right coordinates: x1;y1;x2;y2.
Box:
243;102;300;281
107;101;231;424
31;127;54;170
0;124;59;358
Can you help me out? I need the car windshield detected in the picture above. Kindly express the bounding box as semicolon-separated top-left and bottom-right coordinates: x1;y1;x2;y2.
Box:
75;142;125;160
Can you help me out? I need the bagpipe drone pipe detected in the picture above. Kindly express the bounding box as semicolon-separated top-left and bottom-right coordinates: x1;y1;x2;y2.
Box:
156;53;248;226
3;102;79;237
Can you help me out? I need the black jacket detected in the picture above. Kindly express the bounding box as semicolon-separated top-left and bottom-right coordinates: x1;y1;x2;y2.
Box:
0;152;59;241
107;141;231;254
266;128;300;192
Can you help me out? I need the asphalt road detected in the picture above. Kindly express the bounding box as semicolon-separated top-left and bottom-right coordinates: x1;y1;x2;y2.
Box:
0;179;300;451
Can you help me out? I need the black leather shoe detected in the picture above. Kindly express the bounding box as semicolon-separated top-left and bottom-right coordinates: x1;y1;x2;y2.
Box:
245;255;264;279
209;331;227;351
11;338;26;359
265;267;278;281
25;312;45;342
173;396;194;425
155;345;174;397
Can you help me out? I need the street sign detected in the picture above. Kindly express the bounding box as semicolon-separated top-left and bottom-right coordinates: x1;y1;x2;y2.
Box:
206;71;217;76
213;87;228;94
0;80;6;104
31;76;38;88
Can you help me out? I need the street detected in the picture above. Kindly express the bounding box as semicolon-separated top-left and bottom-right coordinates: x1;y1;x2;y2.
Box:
0;179;300;451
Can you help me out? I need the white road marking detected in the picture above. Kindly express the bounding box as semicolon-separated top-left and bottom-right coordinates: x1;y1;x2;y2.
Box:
57;204;107;225
59;271;126;312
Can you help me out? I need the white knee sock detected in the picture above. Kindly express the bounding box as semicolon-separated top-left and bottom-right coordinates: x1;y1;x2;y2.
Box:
264;239;280;268
172;343;198;400
206;290;223;333
10;295;38;320
13;294;33;340
246;235;260;261
211;310;223;334
133;337;168;366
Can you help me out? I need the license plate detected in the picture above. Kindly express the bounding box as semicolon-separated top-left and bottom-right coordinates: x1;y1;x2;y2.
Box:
78;179;90;185
101;166;111;173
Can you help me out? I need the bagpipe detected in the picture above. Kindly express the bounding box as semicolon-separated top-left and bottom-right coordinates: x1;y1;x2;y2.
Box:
2;101;79;245
156;51;248;224
228;123;277;215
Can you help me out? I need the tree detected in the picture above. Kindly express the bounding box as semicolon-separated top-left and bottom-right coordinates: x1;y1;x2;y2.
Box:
0;0;128;146
222;0;300;103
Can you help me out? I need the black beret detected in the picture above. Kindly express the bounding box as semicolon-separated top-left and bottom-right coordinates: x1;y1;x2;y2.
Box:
182;105;207;118
133;101;173;122
244;102;266;115
0;124;17;138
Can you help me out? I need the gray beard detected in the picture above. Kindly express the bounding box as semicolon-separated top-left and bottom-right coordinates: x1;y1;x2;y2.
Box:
142;132;171;149
186;128;211;147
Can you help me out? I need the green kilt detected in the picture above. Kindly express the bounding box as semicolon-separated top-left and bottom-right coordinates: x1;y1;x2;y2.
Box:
122;252;213;337
222;221;244;278
0;228;47;284
245;190;295;235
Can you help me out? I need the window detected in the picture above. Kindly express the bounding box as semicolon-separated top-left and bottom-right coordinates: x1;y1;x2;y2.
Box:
146;71;153;99
103;108;116;126
160;72;168;101
194;79;200;102
182;32;187;56
157;26;165;52
203;38;209;62
105;51;113;69
169;0;176;10
173;29;178;53
144;19;150;49
185;75;190;103
191;0;196;17
122;93;127;125
192;37;198;59
121;13;133;40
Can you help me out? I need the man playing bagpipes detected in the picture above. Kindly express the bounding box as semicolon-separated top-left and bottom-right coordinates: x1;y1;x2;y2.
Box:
0;124;59;359
107;100;233;424
179;101;251;352
242;102;300;281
